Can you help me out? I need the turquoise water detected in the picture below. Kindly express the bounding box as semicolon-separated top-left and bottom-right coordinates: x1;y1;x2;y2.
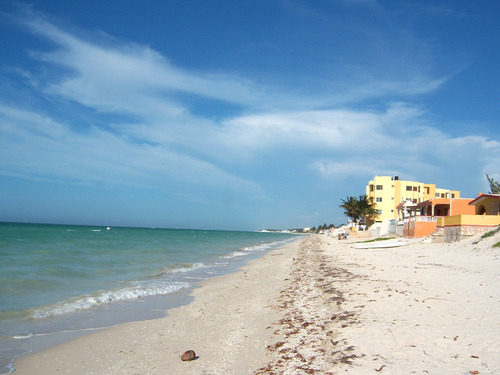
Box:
0;222;299;374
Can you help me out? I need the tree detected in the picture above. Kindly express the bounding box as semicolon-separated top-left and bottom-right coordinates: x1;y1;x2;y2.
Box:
356;194;379;226
339;195;378;227
487;174;500;194
339;196;360;223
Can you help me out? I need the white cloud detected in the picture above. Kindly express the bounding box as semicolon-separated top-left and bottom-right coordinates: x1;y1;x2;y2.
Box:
22;17;282;114
0;104;265;197
2;12;497;204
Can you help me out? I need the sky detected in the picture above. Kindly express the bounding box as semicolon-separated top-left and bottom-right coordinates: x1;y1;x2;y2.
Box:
0;0;499;231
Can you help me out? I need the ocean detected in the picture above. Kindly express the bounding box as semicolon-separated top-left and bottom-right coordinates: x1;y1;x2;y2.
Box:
0;222;300;374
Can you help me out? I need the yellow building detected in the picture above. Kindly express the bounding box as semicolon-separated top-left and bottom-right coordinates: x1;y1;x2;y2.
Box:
366;176;460;223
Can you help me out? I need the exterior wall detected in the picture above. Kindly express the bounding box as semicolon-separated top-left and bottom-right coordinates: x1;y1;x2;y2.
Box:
434;188;461;199
426;184;436;200
396;222;404;236
443;226;493;242
394;181;402;216
404;216;438;238
450;198;475;216
474;197;500;215
366;176;462;224
432;226;444;243
367;176;397;223
440;214;500;227
420;198;474;217
436;214;500;242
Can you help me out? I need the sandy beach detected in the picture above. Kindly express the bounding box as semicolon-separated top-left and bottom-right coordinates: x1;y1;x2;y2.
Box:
14;230;500;374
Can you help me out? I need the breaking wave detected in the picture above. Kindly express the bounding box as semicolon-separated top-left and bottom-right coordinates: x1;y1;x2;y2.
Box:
31;280;189;319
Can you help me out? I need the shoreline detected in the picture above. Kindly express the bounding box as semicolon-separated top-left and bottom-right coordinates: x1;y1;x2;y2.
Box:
1;232;300;375
14;231;500;374
13;237;304;374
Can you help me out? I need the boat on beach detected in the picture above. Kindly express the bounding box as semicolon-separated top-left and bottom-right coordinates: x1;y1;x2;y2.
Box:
353;239;408;249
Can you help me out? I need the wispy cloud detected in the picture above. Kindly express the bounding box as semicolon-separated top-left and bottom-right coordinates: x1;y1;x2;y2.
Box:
2;9;498;207
0;103;265;197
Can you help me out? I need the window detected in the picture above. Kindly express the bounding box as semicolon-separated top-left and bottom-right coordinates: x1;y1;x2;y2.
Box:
425;187;430;194
436;193;440;198
370;185;374;192
413;199;417;203
377;210;382;215
376;197;382;202
406;186;412;191
451;193;455;198
376;185;383;190
413;186;418;192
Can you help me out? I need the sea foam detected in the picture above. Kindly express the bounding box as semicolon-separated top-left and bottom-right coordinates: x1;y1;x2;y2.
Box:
31;281;189;319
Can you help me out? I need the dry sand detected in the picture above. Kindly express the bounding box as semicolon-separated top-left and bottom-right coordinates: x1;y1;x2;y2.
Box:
14;230;500;374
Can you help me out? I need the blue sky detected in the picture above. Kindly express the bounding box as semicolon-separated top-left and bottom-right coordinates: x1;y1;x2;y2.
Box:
0;1;499;230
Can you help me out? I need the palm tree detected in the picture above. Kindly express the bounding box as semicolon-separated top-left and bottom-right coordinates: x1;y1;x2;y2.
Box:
339;196;361;223
356;194;379;226
340;195;378;227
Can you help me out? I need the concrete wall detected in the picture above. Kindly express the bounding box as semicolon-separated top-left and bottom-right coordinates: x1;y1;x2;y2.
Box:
443;225;495;242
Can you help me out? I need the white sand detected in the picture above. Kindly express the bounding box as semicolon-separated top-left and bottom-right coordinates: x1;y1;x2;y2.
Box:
259;231;500;374
14;230;500;374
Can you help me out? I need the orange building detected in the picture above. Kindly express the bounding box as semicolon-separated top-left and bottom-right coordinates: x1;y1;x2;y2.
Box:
425;194;500;242
403;198;475;238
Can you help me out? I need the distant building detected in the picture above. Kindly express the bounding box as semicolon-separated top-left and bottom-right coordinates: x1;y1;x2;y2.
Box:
366;175;460;223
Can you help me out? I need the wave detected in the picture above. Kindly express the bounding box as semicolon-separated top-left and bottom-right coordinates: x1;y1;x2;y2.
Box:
12;333;33;340
30;280;189;320
152;262;206;277
220;250;247;259
221;238;293;259
24;237;297;321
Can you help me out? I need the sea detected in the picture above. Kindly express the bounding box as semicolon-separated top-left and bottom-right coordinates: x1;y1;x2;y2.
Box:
0;222;300;374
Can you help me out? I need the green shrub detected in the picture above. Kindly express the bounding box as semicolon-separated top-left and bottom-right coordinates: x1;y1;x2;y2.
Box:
481;225;500;239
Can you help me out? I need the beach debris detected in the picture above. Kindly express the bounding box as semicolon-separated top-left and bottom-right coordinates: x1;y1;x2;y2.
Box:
181;350;196;361
375;364;386;372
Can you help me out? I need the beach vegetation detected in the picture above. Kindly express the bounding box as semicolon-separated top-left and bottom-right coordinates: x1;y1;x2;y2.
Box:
486;174;500;194
480;225;500;240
